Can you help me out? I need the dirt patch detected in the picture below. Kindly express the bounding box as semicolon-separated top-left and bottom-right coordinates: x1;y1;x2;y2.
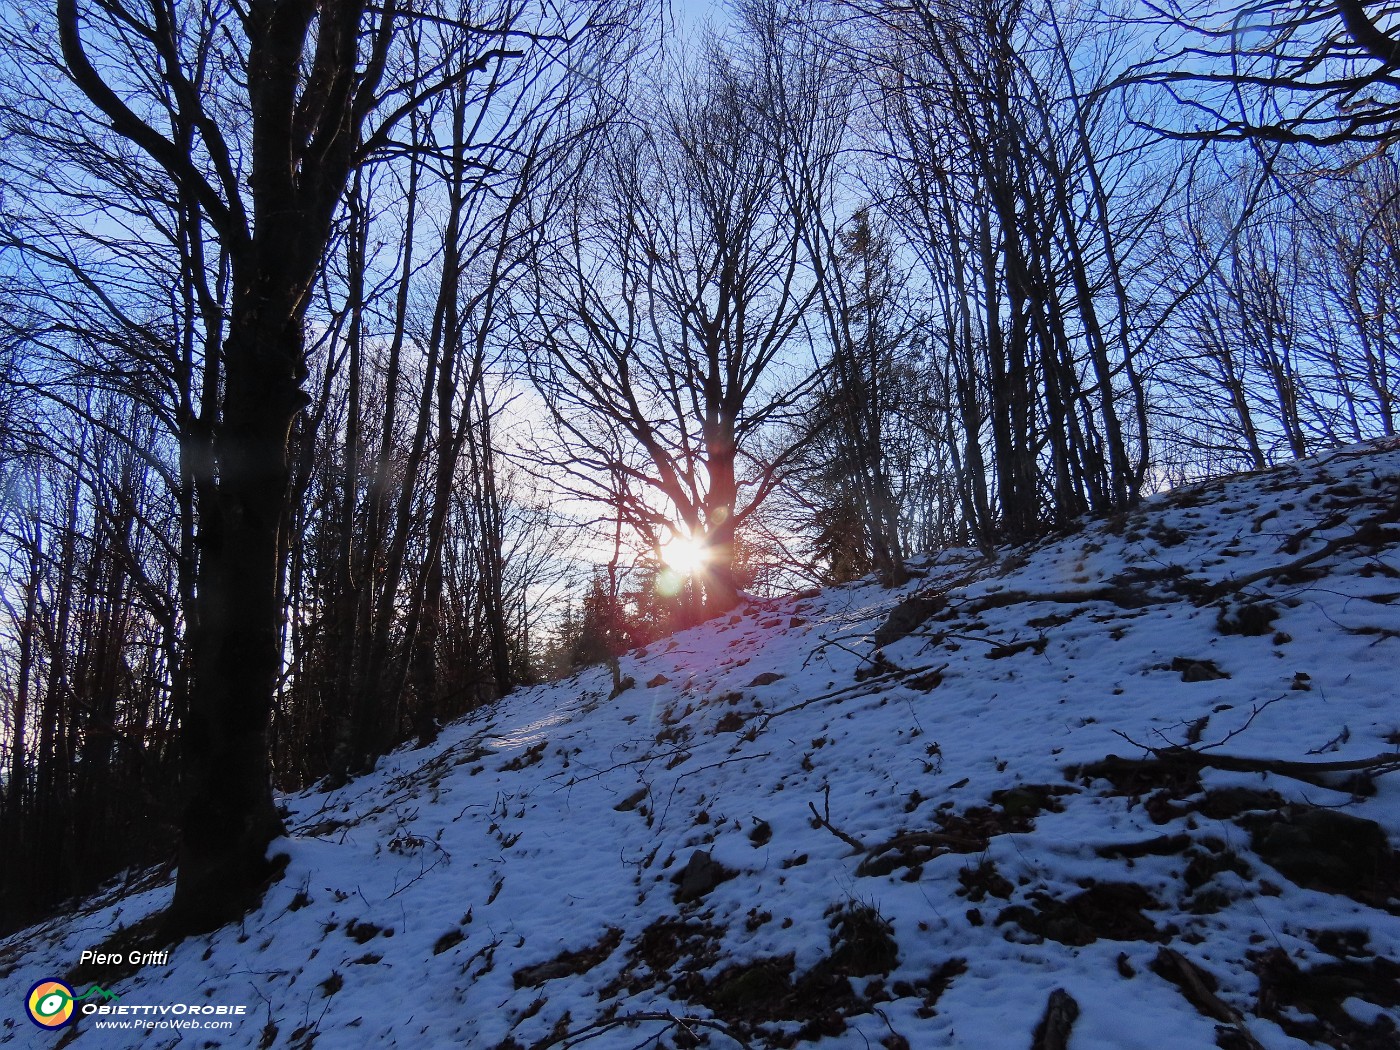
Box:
957;859;1015;902
1310;928;1373;960
1069;755;1202;798
1215;599;1280;636
1094;833;1193;860
1254;947;1400;1050
688;905;900;1047
826;903;898;977
1027;609;1083;630
66;912;170;988
1198;787;1286;819
858;829;986;877
997;881;1169;946
860;786;1072;878
748;671;786;687
705;953;799;1018
1181;839;1254;914
344;918;386;943
1243;806;1399;908
513;927;623;989
433;928;465;956
699;954;877;1045
1169;656;1230;681
989;784;1073;820
714;710;747;734
606;904;903;1046
891;958;967;1019
601;917;724;999
498;740;547;772
1067;756;1204;824
985;636;1048;660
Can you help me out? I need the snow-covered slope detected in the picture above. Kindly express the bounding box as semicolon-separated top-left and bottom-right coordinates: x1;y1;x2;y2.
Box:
5;443;1400;1050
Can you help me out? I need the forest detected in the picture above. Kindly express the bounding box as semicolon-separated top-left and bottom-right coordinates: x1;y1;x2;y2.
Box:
0;0;1397;936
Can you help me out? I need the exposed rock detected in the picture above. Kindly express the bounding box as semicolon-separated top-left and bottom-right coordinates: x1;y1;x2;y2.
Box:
1031;988;1080;1050
613;786;648;813
873;593;947;649
1171;657;1230;682
673;850;736;904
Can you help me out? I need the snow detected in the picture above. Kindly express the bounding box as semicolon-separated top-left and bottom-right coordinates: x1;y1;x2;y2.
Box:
4;441;1400;1049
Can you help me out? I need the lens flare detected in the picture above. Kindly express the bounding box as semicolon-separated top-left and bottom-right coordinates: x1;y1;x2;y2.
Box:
660;532;708;576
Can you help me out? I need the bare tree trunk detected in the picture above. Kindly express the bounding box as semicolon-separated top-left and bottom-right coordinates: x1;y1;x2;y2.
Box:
171;275;306;930
56;0;399;934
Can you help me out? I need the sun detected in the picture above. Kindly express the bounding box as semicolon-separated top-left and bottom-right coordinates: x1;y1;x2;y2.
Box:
660;531;709;576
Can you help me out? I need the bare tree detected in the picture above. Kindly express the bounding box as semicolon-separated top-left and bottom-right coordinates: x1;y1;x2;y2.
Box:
528;43;819;614
1300;153;1400;440
846;0;1161;543
1127;1;1400;150
1;0;639;932
49;0;406;932
1158;181;1310;469
797;212;922;584
40;0;629;931
734;0;917;585
1156;151;1400;473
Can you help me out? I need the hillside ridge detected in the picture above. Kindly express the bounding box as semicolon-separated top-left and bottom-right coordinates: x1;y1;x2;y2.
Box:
4;441;1400;1049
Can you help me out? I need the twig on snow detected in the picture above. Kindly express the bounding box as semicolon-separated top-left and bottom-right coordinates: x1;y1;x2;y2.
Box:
808;784;867;854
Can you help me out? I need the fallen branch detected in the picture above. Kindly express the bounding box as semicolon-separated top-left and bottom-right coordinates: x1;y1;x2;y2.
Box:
385;838;451;899
752;663;943;732
856;829;989;876
1120;695;1285;755
1200;507;1400;603
657;753;772;828
808;631;878;667
808;784;867;853
557;747;692;787
1150;948;1265;1050
1080;745;1400;791
964;585;1157;611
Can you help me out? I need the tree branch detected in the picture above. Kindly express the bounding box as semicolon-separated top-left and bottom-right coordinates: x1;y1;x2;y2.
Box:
56;0;240;240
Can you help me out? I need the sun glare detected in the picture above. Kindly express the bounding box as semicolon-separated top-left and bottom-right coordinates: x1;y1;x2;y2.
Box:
660;532;709;576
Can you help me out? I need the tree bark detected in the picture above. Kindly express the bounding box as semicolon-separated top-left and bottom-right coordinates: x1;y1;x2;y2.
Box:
166;282;305;933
